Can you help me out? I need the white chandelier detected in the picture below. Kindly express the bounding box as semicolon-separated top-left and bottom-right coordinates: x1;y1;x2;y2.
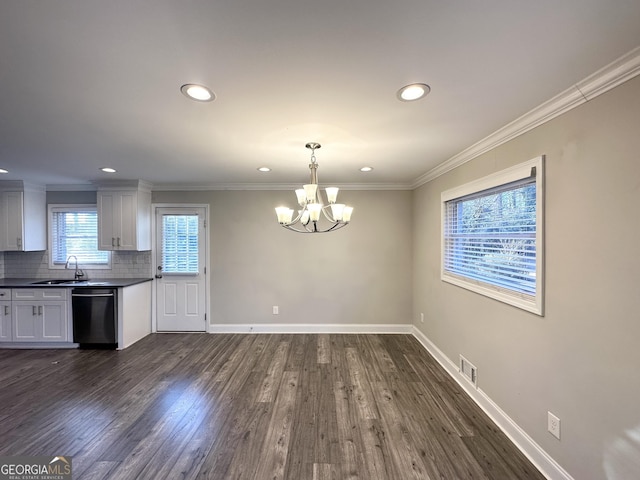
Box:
275;143;353;233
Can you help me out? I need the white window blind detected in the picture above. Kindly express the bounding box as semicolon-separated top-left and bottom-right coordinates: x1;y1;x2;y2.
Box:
441;156;544;315
444;179;536;295
162;214;199;274
50;206;110;266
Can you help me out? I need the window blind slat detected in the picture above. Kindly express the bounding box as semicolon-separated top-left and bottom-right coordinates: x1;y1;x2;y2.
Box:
162;215;199;274
50;209;109;265
443;180;537;297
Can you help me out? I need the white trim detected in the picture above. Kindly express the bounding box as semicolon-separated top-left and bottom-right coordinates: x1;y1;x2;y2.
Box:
0;342;78;349
151;203;211;334
411;326;574;480
208;323;413;334
412;46;640;188
46;184;97;192
47;203;112;270
440;157;539;202
440;156;544;315
150;182;413;191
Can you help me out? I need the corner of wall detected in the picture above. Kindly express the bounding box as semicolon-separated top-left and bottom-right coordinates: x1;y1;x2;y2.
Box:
411;326;574;480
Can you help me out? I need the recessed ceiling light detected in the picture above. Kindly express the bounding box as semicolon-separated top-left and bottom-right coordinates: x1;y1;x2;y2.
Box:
360;166;374;172
0;168;8;174
257;167;271;172
181;84;215;102
100;167;117;173
397;83;431;102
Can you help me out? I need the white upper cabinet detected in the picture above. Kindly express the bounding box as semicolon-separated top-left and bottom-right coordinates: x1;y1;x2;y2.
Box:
97;180;152;251
0;181;46;252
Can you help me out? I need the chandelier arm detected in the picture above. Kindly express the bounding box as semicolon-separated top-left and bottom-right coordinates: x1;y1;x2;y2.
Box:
279;221;347;233
305;221;315;233
321;222;347;233
320;205;336;223
281;223;310;233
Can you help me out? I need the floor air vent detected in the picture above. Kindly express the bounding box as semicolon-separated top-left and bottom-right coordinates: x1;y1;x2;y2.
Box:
459;355;478;388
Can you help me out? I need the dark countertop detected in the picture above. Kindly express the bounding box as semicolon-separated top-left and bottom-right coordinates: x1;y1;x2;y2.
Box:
0;278;153;288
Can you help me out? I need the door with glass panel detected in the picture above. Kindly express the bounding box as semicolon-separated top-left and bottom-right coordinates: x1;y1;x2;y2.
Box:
155;207;207;332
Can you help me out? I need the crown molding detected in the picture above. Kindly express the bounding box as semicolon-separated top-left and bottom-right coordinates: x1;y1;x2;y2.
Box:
411;46;640;189
45;184;97;192
151;182;412;191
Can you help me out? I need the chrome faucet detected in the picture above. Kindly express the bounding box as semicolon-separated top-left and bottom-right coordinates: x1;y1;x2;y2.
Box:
65;255;85;280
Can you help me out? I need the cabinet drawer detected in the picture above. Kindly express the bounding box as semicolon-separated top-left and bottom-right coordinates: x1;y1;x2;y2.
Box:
0;289;10;300
12;288;68;301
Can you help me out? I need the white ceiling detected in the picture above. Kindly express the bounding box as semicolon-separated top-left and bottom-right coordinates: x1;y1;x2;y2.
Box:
1;0;639;189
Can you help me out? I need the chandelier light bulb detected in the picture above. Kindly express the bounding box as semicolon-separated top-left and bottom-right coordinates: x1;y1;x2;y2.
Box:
325;187;339;204
308;203;323;222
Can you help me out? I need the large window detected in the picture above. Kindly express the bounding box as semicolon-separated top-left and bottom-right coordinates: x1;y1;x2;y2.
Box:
49;205;111;269
441;156;544;315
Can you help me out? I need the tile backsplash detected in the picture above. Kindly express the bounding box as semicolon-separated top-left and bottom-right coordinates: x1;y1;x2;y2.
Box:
2;250;152;279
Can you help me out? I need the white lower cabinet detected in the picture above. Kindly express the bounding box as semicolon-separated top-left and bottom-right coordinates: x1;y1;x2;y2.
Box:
0;304;11;342
0;288;11;341
10;289;69;343
13;302;67;342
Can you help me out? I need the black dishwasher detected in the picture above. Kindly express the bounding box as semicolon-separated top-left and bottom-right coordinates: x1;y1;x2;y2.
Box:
72;288;117;348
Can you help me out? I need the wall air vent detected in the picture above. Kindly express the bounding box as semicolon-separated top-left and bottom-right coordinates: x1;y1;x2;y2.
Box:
459;355;478;388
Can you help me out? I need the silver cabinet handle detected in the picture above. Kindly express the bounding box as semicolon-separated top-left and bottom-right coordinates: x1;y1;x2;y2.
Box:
17;237;22;248
32;306;37;316
112;237;115;247
3;305;8;316
38;306;43;315
117;237;121;247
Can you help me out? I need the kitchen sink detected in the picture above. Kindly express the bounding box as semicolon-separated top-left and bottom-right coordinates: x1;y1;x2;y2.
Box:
31;279;85;285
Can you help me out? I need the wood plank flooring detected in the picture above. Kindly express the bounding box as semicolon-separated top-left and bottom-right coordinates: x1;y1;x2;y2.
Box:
0;334;545;479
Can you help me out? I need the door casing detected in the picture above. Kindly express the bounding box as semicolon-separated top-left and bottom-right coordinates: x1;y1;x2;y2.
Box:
151;203;210;333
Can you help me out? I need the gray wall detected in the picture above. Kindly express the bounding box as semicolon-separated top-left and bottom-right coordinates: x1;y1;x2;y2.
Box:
412;75;640;479
152;189;413;327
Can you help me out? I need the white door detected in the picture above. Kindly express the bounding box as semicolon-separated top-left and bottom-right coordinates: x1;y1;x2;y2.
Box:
155;207;207;332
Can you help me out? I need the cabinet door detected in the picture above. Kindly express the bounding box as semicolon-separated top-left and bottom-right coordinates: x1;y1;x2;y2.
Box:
97;191;117;250
0;301;11;341
12;301;68;342
117;191;138;250
41;301;68;341
13;303;39;341
1;191;24;251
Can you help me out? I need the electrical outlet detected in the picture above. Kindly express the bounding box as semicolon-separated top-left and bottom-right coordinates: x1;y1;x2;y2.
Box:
420;312;424;323
272;306;279;315
548;412;560;440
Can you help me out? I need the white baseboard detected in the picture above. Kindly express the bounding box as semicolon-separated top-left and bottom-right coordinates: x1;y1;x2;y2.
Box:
208;323;412;334
0;342;78;349
411;326;573;480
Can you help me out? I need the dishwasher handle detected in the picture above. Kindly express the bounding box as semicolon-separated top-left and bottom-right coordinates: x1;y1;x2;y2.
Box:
72;293;115;297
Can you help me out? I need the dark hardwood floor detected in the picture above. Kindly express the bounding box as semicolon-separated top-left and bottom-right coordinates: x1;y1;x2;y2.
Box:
0;334;545;479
